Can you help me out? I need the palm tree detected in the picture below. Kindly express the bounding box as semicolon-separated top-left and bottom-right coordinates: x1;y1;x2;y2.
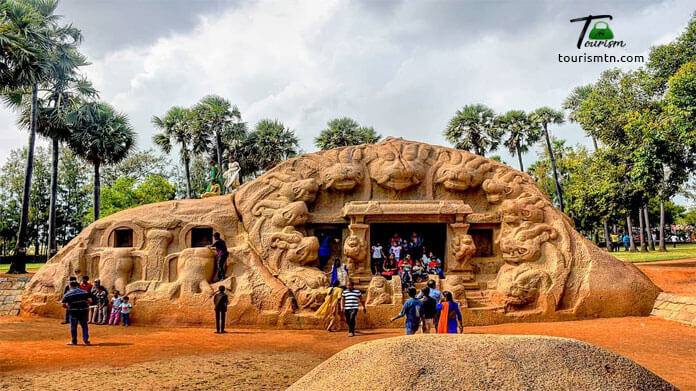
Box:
67;102;135;221
1;0;78;272
314;117;381;150
248;119;299;172
191;95;242;169
530;107;565;212
563;85;599;150
444;104;501;156
497;110;541;172
153;106;194;198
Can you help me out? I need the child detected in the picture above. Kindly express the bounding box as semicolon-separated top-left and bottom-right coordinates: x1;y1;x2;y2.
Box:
109;291;122;325
120;296;133;326
427;252;445;279
412;259;427;283
95;286;108;325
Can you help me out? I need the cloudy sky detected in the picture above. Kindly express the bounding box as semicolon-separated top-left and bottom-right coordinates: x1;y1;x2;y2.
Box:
1;0;693;174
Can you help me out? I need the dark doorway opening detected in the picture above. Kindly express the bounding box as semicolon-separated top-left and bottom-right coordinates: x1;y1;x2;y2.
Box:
308;224;344;271
469;228;494;257
114;229;133;248
370;223;447;264
191;227;213;247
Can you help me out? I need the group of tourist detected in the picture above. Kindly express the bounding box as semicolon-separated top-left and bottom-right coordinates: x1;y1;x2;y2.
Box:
372;232;446;290
60;276;133;345
391;281;463;335
316;279;366;337
201;158;241;198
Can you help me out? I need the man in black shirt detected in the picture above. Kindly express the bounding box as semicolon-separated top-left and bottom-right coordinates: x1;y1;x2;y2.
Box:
420;286;437;333
62;280;91;345
212;286;229;333
210;232;229;282
61;276;77;324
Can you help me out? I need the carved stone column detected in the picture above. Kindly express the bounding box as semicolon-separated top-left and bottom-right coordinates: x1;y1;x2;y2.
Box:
343;223;369;274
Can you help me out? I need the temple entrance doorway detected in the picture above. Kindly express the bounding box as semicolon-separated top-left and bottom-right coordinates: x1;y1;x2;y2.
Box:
369;223;447;266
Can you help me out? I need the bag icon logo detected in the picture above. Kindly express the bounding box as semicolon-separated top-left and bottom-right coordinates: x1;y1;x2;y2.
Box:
588;21;613;40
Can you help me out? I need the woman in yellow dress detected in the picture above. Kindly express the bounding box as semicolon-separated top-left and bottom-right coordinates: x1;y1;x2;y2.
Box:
315;281;343;332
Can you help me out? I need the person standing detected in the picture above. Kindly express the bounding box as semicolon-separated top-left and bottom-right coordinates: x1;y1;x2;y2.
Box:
95;286;109;325
370;242;385;275
61;280;91;345
341;280;366;337
318;234;332;270
89;279;108;324
623;233;630;252
209;232;229;282
315;281;343;332
419;286;437;333
212;286;229;334
436;291;463;334
61;276;77;324
390;287;423;335
109;291;123;325
330;258;350;288
120;296;133;326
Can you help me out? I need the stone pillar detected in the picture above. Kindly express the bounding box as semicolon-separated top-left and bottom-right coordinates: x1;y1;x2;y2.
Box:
343;223;369;274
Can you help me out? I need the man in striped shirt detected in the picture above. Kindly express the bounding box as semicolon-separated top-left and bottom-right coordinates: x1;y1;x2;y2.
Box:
341;280;366;337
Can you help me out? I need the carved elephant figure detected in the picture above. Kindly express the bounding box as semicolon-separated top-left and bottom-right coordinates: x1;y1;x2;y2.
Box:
98;247;134;295
161;247;215;299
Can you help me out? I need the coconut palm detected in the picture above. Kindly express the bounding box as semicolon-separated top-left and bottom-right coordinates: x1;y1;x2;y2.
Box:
1;0;80;272
497;110;541;172
153;106;194;198
444;104;502;156
530;107;565;212
314;117;381;150
191;95;242;168
67;102;135;221
248;119;299;172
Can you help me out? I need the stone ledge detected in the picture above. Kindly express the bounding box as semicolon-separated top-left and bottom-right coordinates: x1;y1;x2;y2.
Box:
0;276;31;316
651;292;696;327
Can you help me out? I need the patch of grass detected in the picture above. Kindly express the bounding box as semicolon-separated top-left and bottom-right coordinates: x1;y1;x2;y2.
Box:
0;263;45;273
612;243;696;263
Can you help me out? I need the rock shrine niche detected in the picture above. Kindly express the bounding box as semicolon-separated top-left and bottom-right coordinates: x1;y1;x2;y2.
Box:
22;138;660;327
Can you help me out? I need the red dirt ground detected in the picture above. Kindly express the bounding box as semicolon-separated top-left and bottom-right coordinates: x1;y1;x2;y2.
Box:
636;258;696;296
0;316;694;390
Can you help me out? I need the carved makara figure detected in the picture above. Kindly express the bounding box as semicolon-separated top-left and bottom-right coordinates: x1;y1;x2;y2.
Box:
321;147;364;192
367;140;430;191
496;264;552;314
434;150;492;192
482;170;527;204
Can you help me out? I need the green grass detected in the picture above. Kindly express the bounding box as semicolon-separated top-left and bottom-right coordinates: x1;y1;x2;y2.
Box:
612;243;696;263
0;263;45;273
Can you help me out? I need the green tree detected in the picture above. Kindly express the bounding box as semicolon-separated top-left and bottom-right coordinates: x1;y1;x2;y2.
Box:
496;110;540;172
67;102;135;222
191;95;243;169
152;107;194;198
530;107;566;213
444;104;502;156
1;0;81;272
563;85;599;150
94;175;176;220
248;119;299;172
314;117;381;150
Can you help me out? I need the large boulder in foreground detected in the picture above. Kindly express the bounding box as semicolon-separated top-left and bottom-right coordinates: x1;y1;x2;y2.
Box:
288;334;677;391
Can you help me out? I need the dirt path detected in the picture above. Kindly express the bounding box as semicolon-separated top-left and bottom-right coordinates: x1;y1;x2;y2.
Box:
637;258;696;296
0;316;693;390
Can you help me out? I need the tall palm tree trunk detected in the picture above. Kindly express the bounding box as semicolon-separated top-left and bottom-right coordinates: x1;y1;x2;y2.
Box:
215;131;223;169
516;144;524;172
48;137;59;259
183;155;192;199
603;220;611;251
10;84;39;274
638;207;647;252
93;161;101;221
644;207;655;251
659;201;667;252
626;214;637;252
543;123;564;212
591;135;598;151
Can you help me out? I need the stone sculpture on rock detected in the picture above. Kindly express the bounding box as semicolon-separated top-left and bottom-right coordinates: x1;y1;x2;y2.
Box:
22;138;660;327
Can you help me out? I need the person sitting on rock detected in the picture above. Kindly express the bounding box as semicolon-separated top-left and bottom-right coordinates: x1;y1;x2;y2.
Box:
412;259;427;282
426;252;445;279
201;179;221;198
381;254;398;280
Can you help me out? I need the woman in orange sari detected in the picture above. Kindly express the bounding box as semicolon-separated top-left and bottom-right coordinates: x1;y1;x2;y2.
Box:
436;291;463;334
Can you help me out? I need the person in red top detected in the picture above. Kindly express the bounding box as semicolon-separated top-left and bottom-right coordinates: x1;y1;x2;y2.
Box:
79;276;92;294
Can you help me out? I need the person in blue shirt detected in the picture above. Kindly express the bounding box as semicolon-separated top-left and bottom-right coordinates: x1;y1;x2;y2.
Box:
416;279;441;302
623;234;630;251
318;234;332;270
390;287;423;335
61;280;91;345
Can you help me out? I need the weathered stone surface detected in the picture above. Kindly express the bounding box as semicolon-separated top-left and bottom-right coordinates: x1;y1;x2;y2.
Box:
0;276;29;316
22;138;660;327
288;335;677;391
